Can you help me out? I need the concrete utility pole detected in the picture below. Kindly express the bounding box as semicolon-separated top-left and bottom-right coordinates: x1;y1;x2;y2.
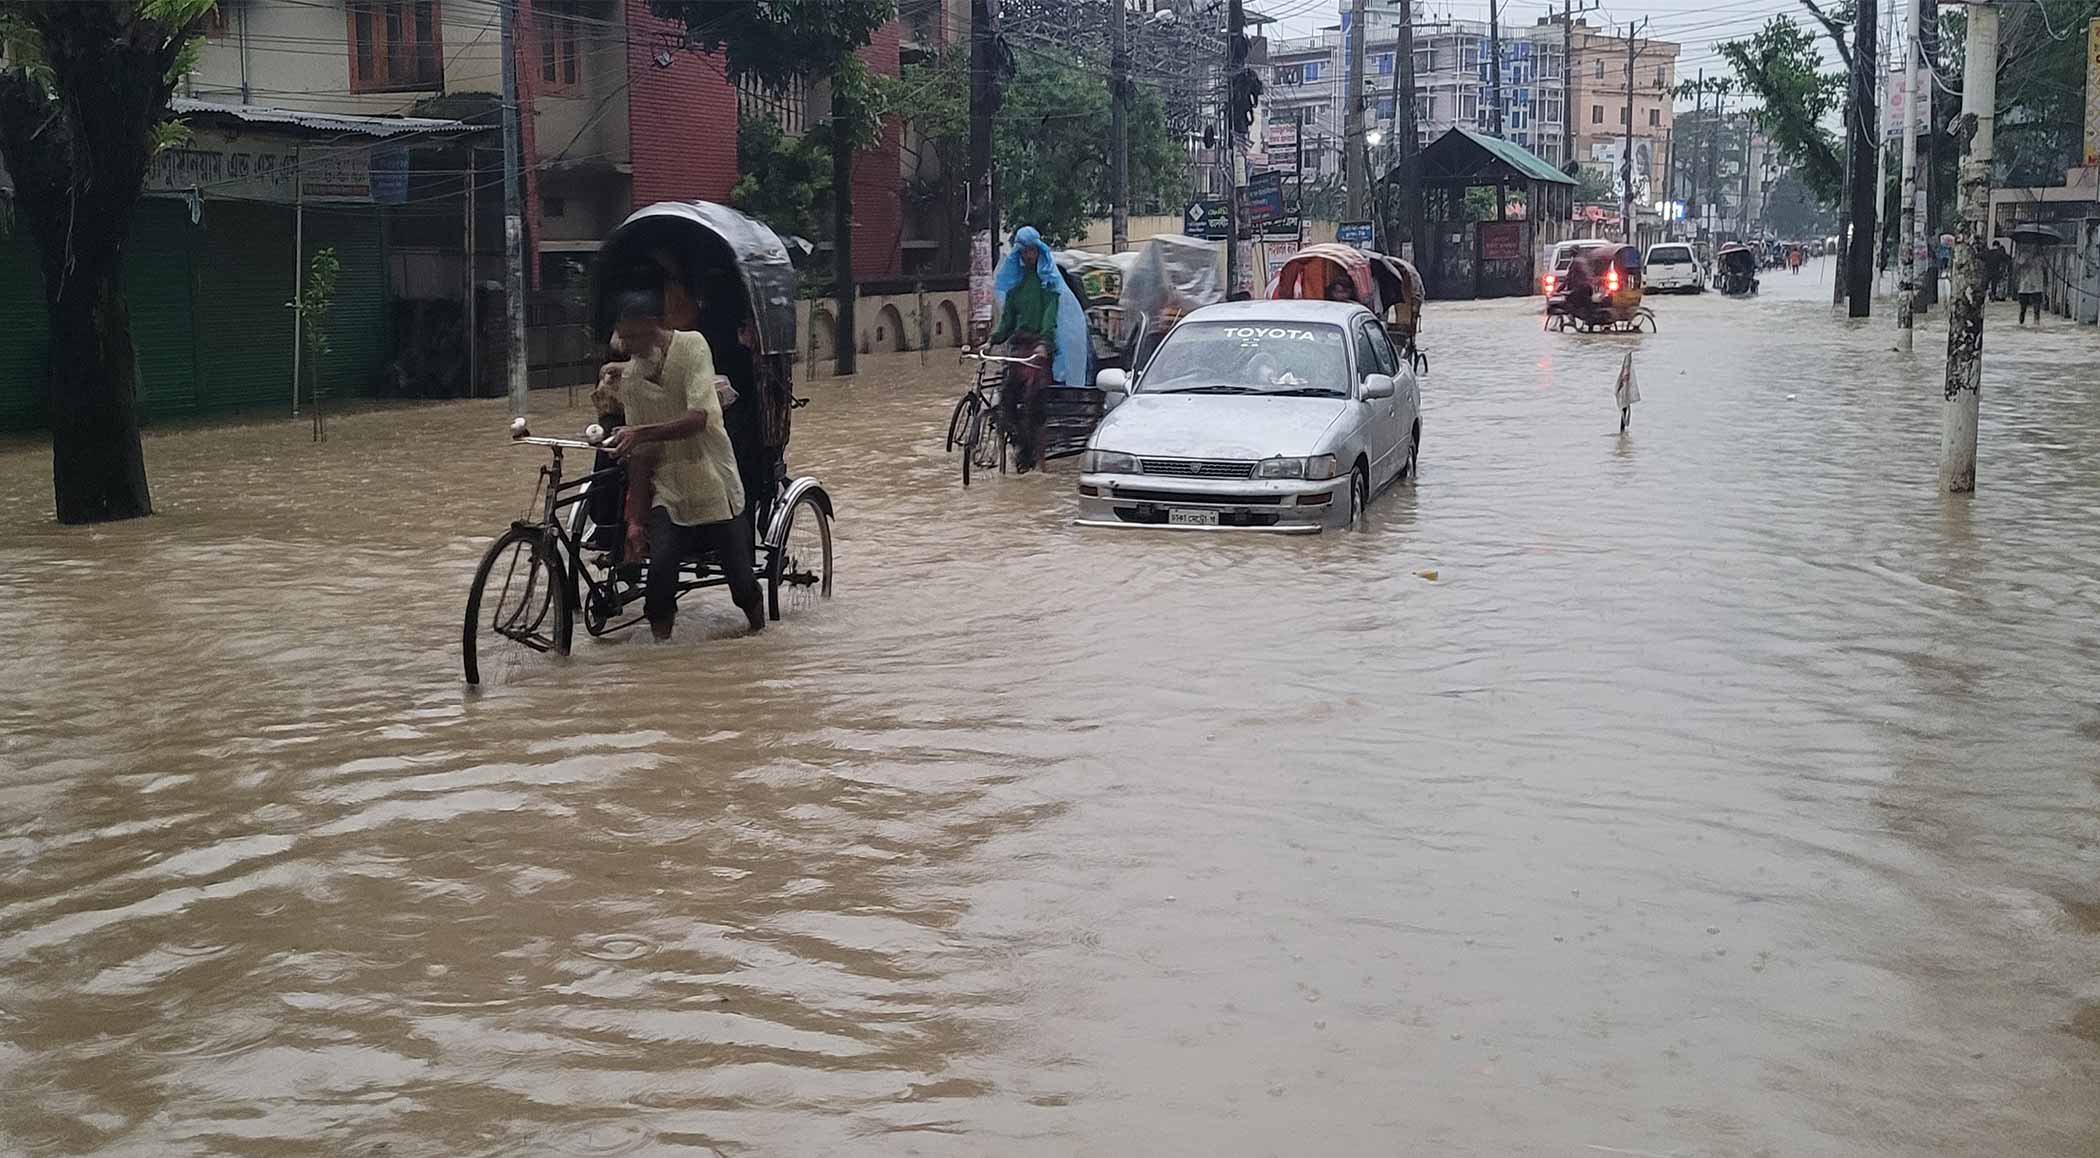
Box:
1561;0;1574;168
1939;0;1995;493
1918;0;1940;307
498;0;528;417
1394;0;1424;255
1225;0;1247;294
1345;0;1369;218
1620;18;1645;242
1897;1;1921;348
968;0;1001;339
1489;0;1503;137
832;81;858;378
1111;0;1129;252
1844;0;1879;316
1687;69;1703;232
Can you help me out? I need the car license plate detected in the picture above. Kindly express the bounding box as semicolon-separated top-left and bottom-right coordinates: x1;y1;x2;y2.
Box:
1168;509;1219;527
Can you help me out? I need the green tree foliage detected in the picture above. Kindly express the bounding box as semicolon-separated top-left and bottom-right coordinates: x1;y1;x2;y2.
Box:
884;44;1187;246
1719;16;1844;202
731;114;832;241
291;248;339;441
1574;165;1615;204
648;0;893;92
0;0;217;522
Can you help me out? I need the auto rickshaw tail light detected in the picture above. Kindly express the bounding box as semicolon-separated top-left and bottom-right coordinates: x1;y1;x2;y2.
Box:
1606;267;1620;294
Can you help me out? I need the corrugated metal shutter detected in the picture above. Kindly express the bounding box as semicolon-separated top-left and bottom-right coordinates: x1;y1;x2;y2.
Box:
198;200;298;414
303;205;391;402
125;199;201;420
0;226;49;432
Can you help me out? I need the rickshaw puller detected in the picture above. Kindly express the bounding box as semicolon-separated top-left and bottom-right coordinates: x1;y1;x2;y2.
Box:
601;291;764;639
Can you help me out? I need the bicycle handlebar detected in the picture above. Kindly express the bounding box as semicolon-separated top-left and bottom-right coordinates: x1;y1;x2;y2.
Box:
509;417;605;451
960;349;1045;367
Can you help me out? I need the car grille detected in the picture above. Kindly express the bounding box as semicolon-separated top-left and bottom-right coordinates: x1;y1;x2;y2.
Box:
1140;458;1255;479
1112;488;1283;505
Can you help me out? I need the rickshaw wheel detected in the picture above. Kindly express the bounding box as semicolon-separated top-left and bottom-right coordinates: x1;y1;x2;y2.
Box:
945;390;978;455
768;490;834;620
463;527;572;687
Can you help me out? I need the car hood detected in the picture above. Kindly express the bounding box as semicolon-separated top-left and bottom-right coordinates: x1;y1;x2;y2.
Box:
1094;392;1351;459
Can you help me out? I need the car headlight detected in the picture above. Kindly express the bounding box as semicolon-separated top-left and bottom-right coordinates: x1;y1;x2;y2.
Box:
1256;455;1338;480
1082;450;1140;474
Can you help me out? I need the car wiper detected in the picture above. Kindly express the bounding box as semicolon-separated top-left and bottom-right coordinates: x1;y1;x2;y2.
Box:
1264;388;1347;397
1155;385;1257;394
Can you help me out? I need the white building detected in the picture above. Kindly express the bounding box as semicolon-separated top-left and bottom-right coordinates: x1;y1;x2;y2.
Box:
1263;0;1567;182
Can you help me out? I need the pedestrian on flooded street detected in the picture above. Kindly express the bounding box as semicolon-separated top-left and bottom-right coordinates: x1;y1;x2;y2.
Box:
2015;244;2048;325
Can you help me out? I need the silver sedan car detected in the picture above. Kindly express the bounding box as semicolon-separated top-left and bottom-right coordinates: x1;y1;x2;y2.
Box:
1075;300;1421;533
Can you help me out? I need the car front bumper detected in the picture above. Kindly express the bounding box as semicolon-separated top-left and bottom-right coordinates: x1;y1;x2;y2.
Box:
1074;472;1350;533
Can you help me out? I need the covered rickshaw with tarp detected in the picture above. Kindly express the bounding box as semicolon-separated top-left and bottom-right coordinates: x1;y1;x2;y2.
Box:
461;201;834;685
1118;233;1225;370
1545;243;1656;333
1715;242;1760;296
1269;242;1430;374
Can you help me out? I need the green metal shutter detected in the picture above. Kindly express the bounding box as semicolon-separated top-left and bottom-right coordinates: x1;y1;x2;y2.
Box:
198;201;299;415
124;199;200;420
303;205;391;403
0;226;49;432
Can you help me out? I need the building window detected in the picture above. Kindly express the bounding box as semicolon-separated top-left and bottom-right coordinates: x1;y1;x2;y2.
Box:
348;0;443;93
1376;52;1393;75
738;76;808;135
1647;107;1659;126
1591;104;1603;124
1594;59;1605;80
1304;61;1322;81
539;1;582;88
1619;106;1628;124
1654;65;1666;89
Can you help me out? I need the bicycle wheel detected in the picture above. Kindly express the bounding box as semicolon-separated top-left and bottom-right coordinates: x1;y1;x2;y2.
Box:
967;406;1006;481
945;389;978;454
463;527;573;686
767;491;834;620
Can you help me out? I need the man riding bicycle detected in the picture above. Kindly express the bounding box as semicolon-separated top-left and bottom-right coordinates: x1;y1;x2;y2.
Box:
979;225;1087;473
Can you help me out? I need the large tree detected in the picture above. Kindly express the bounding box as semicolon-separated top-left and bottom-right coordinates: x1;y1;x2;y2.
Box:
1720;17;1844;203
650;0;894;375
0;0;212;524
885;41;1186;247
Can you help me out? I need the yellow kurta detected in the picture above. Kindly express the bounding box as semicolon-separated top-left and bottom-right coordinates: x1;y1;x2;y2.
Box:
623;331;745;526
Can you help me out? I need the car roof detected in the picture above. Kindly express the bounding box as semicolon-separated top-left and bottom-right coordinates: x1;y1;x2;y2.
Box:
1181;299;1371;324
1648;242;1690;250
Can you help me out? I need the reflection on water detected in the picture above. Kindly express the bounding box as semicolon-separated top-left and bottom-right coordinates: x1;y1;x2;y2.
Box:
2;264;2098;1155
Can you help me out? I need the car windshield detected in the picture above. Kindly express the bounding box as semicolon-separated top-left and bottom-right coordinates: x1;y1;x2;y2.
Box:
1138;321;1351;397
1650;246;1690;262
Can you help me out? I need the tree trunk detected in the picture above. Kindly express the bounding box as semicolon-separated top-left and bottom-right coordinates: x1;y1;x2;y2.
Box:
49;267;155;523
832;87;858;378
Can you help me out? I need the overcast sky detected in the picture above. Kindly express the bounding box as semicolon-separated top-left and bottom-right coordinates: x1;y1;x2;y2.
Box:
1260;0;1862;91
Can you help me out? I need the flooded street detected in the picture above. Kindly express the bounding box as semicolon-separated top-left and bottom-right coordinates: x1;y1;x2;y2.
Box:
4;261;2099;1155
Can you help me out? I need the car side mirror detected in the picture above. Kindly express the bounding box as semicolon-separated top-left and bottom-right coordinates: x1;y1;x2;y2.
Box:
1360;373;1396;400
1095;368;1130;394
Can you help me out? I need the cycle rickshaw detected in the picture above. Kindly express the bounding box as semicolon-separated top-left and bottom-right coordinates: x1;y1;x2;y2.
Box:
1269;242;1429;375
462;201;835;686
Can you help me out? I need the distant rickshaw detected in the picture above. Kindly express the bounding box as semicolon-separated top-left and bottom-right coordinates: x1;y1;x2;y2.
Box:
1546;244;1655;333
1270;242;1429;374
1716;243;1760;296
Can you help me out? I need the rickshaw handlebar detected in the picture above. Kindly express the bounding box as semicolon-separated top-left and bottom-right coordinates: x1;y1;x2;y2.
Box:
960;350;1046;367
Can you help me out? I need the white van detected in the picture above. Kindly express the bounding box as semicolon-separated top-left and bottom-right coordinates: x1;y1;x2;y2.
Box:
1644;242;1704;293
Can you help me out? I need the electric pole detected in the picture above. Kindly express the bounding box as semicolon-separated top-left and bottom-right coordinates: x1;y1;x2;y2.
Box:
1561;0;1574;168
1918;0;1940;307
1898;1;1920;347
1844;0;1878;316
1111;0;1129;253
1620;18;1645;243
832;81;858;377
497;0;528;417
1226;0;1248;295
1687;69;1703;234
1707;80;1722;240
1345;0;1369;218
1939;0;1995;493
1489;0;1503;137
968;0;1001;341
1393;0;1424;257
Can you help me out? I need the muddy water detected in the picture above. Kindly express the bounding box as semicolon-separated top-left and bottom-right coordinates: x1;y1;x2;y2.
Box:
3;262;2098;1155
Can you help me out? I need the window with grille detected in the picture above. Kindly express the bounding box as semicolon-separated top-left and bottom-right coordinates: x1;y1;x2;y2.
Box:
540;0;584;89
348;0;442;93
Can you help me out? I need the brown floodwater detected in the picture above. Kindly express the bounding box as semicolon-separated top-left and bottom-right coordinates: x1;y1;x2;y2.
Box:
3;261;2098;1156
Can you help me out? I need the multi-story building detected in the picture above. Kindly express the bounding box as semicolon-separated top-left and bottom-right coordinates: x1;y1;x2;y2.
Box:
1264;1;1569;182
0;0;914;427
1561;18;1678;209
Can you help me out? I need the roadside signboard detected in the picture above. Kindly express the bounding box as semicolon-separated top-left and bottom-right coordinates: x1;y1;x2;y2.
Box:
1337;220;1376;250
1184;198;1230;240
1263;239;1301;284
1260;215;1302;241
1243;170;1286;225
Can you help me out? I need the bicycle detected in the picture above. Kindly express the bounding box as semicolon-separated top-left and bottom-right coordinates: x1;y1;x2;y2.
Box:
949;349;1044;487
463;419;835;687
